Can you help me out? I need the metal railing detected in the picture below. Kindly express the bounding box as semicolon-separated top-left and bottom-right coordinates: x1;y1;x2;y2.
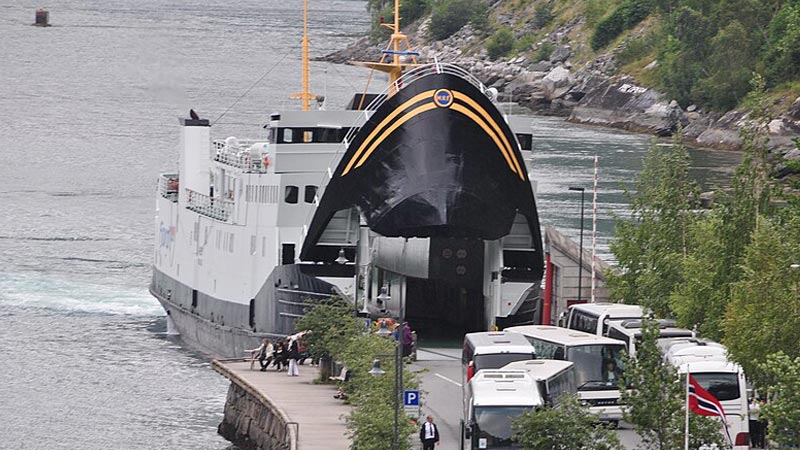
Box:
213;140;269;173
185;188;233;221
157;173;179;202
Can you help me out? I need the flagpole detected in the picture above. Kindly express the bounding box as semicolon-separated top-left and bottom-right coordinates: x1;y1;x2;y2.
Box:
685;365;690;450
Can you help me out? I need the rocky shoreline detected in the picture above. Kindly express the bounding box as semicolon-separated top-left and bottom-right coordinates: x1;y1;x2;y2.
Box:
321;27;800;190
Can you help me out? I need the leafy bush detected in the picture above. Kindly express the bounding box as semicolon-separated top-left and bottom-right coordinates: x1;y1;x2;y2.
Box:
535;41;555;62
533;2;554;29
513;34;537;54
487;28;515;60
764;2;800;83
513;394;622;450
591;0;655;50
295;297;362;379
429;0;484;40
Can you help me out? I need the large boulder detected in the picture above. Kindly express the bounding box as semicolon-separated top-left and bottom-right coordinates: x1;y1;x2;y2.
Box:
549;45;571;63
568;77;686;135
542;66;574;100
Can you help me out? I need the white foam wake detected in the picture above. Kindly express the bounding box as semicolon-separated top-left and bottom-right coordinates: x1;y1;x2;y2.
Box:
0;272;164;316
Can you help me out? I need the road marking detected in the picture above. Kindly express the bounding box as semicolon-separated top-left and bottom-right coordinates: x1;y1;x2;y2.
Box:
435;373;462;387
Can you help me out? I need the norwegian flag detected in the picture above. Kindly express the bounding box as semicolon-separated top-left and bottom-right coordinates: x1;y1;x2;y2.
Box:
688;374;732;445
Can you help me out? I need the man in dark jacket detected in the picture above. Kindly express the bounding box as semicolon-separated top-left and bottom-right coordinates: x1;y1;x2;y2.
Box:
419;415;440;450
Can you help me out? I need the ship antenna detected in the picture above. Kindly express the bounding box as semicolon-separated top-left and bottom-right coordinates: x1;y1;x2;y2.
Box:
290;0;317;111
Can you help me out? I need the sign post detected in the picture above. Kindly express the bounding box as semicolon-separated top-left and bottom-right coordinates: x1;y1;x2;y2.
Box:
403;389;420;418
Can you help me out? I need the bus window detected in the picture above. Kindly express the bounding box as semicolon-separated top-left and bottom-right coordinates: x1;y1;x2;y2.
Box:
567;344;625;390
473;406;528;448
692;373;740;401
569;311;599;334
473;353;535;372
527;338;559;359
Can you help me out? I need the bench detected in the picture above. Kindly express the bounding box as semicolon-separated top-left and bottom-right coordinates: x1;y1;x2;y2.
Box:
330;366;350;382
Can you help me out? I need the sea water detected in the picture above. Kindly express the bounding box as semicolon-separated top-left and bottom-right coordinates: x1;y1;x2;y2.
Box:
0;0;740;448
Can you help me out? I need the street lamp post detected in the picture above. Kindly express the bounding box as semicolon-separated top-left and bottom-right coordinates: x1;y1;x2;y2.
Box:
369;291;403;450
568;187;586;304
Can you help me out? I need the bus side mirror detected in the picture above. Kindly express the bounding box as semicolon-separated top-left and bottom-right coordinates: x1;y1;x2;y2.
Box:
464;421;473;439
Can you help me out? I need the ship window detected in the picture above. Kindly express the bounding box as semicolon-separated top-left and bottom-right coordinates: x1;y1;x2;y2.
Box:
304;185;317;204
303;130;313;143
284;185;299;204
516;133;533;151
250;235;257;255
267;127;276;144
249;299;255;328
282;243;295;265
192;289;198;309
282;128;294;143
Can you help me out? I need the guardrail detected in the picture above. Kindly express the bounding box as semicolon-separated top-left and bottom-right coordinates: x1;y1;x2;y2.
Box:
213;140;269;173
185;189;233;221
157;173;179;202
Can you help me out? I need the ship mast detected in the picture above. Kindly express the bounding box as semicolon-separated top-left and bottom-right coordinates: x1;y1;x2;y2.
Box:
352;0;419;96
290;0;317;110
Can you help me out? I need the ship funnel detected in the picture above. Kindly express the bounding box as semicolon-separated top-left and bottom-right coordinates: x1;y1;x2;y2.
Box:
179;115;211;198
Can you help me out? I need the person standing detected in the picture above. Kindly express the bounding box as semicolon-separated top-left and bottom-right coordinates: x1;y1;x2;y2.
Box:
419;415;440;450
287;337;300;377
402;322;413;358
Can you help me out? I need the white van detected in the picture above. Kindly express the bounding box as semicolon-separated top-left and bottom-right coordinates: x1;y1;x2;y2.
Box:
565;303;645;336
660;338;750;450
462;331;537;385
463;370;541;450
502;359;576;407
606;319;695;358
505;325;627;422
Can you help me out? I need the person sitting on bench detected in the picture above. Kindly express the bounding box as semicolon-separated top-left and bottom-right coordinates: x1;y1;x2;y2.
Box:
246;338;273;371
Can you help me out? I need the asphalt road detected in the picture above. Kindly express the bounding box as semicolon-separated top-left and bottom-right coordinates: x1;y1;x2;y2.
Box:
411;347;643;450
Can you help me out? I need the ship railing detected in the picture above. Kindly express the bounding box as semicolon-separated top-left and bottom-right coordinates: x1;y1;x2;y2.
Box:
212;140;269;173
157;173;180;203
185;188;233;221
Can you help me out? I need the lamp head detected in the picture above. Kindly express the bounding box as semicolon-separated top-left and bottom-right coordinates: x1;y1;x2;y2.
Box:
335;248;349;265
368;358;385;376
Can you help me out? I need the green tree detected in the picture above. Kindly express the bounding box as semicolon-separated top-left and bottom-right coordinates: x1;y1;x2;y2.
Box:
428;0;483;40
671;78;773;340
621;319;726;450
690;21;758;110
759;352;800;448
295;297;362;380
487;28;514;60
343;333;418;450
723;217;800;383
606;140;697;315
512;394;622;450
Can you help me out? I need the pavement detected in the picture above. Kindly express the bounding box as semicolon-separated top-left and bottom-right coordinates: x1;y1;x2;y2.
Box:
411;346;643;450
214;361;351;450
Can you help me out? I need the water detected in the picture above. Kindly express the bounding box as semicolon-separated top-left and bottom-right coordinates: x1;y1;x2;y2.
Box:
0;0;740;448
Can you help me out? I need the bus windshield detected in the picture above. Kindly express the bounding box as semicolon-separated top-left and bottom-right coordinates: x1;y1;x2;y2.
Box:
692;372;740;401
566;344;626;390
473;406;529;449
474;353;535;372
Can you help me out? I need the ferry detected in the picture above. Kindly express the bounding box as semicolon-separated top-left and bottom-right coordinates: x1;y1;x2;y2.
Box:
150;0;545;357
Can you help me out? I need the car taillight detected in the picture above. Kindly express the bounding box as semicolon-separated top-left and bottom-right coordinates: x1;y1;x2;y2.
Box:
735;432;749;446
466;362;475;382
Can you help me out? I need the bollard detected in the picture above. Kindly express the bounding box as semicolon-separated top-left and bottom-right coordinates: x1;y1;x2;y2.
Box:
34;8;49;27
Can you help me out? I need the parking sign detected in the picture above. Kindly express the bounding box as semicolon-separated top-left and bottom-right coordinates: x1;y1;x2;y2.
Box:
403;390;419;406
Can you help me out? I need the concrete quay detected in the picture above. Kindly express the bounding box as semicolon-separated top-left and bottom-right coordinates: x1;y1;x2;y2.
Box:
213;360;351;450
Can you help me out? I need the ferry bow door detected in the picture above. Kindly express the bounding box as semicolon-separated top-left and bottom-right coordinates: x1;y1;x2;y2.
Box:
404;237;486;339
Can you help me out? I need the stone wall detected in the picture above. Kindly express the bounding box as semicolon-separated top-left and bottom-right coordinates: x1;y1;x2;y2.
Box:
216;366;296;450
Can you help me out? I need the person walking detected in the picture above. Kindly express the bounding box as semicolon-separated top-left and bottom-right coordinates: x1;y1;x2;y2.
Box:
419;415;440;450
287;337;300;377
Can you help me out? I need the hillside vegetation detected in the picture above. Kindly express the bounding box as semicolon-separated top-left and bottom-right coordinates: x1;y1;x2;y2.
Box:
365;0;800;113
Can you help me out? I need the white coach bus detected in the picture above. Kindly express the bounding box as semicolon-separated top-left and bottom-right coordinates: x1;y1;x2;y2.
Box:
505;325;627;423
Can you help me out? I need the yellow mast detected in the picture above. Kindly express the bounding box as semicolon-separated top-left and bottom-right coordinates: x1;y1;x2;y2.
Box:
351;0;419;96
290;0;316;110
